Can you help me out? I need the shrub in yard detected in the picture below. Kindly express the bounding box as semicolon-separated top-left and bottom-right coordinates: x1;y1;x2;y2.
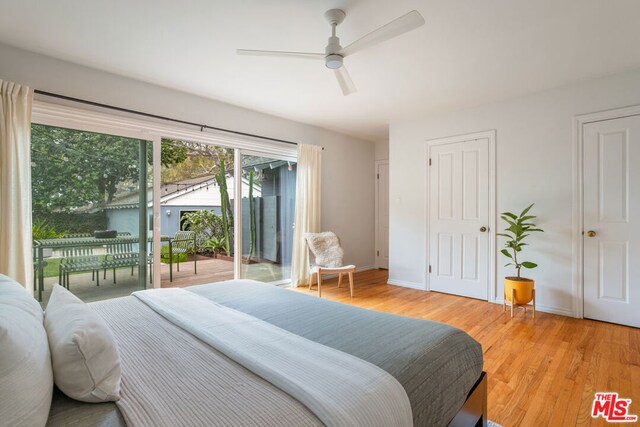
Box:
32;219;65;240
204;236;226;256
160;245;188;264
181;210;226;252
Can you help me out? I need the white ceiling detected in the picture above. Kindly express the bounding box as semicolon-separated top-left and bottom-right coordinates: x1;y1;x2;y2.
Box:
1;0;640;141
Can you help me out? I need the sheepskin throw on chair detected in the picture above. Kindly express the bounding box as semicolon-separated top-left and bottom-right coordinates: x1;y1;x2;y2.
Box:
305;232;344;268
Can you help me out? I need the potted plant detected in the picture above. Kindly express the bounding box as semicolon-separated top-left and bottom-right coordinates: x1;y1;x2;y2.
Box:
498;204;543;315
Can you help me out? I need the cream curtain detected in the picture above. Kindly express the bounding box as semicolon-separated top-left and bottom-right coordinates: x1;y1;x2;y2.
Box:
0;80;34;293
291;144;322;287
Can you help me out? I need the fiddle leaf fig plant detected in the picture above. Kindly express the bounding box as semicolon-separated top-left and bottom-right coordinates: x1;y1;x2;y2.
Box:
498;203;544;278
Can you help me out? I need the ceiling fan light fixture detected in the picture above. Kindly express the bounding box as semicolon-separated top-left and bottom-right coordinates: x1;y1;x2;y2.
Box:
325;54;343;69
237;9;424;96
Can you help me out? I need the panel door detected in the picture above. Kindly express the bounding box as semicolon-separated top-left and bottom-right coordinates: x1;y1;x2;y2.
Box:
583;115;640;328
429;139;489;300
376;162;390;269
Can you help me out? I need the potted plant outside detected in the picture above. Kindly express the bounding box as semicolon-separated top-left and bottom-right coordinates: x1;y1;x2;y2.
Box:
498;204;543;315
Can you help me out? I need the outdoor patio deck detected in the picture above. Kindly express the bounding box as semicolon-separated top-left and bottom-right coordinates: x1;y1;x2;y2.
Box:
37;255;271;307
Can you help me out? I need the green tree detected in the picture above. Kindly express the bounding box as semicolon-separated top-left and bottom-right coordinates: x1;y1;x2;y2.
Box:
160;138;188;167
31;127;195;217
31;124;145;214
160;141;234;183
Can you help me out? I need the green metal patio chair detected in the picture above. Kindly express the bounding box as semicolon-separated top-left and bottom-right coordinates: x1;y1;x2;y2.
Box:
62;233;92;238
102;242;138;284
59;247;102;289
168;230;197;282
33;246;47;295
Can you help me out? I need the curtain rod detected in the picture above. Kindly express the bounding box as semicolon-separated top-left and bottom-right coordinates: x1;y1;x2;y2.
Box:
34;89;309;148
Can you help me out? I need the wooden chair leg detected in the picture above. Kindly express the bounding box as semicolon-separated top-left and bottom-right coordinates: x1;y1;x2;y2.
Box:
533;289;536;319
338;273;343;288
348;271;354;297
317;272;323;298
511;288;515;318
309;272;315;290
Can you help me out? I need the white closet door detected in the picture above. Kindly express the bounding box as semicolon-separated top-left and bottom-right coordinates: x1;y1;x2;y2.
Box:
429;138;489;300
583;115;640;328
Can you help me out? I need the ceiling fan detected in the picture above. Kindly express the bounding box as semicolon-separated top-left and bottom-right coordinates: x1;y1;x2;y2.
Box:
237;9;425;96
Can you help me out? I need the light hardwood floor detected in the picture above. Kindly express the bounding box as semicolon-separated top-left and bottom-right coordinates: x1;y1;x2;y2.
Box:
294;269;640;427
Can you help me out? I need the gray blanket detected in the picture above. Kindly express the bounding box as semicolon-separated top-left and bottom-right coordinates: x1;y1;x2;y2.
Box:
132;288;412;427
189;280;483;426
47;280;483;427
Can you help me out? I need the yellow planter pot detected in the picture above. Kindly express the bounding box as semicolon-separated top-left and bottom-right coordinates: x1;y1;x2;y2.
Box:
504;277;534;305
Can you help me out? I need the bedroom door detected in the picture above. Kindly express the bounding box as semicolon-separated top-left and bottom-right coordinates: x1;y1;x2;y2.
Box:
583;114;640;328
429;138;489;300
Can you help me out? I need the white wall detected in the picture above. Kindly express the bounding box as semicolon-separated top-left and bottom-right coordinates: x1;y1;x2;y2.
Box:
375;140;389;161
389;67;640;316
0;42;375;270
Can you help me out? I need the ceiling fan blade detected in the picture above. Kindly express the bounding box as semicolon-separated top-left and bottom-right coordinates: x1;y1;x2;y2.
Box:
334;66;357;96
237;49;324;60
339;10;425;57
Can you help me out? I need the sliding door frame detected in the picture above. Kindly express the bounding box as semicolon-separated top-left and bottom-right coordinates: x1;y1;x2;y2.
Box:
32;100;297;286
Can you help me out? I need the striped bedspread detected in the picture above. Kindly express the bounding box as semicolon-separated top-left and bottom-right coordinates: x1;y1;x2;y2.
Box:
48;280;483;427
132;288;413;427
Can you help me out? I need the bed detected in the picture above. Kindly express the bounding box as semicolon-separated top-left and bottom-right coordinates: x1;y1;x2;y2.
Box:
45;279;485;427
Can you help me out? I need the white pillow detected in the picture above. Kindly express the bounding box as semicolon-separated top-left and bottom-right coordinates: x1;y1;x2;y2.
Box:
0;274;53;427
44;284;122;403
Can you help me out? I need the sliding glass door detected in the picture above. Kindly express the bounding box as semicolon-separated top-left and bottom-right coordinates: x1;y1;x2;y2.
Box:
31;124;153;305
240;153;296;283
157;143;297;287
159;139;235;286
30;103;299;302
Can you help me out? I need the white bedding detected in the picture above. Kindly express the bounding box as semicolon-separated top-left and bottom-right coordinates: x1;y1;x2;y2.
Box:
133;288;413;427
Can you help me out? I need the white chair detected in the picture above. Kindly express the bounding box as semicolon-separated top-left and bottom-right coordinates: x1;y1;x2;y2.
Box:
305;232;356;297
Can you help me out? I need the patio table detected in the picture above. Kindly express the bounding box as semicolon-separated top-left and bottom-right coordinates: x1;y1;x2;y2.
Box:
33;236;161;301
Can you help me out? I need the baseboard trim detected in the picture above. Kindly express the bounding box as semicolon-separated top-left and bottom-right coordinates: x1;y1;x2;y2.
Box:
387;279;427;290
491;299;575;317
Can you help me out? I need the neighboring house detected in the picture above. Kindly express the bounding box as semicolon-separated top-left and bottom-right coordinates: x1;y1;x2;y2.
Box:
104;175;253;237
